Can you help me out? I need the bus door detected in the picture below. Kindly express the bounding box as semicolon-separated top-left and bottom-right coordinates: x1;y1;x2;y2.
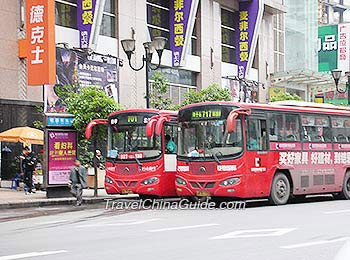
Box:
162;123;178;190
245;116;270;197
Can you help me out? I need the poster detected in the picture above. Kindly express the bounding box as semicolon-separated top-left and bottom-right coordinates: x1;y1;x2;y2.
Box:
47;131;77;185
45;47;119;113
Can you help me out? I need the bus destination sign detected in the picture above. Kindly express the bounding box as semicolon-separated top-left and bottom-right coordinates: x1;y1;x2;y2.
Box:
191;109;222;120
109;113;157;126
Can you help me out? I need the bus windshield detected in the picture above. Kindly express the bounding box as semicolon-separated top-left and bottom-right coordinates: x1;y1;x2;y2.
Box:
178;119;243;159
107;125;161;161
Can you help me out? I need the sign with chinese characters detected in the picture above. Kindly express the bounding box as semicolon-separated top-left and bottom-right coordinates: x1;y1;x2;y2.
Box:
236;0;263;79
26;0;56;85
44;47;120;113
318;24;350;72
170;0;199;66
47;131;77;185
78;0;97;48
47;116;74;127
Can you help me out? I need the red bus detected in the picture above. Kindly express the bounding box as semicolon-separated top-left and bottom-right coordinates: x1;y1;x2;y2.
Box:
175;101;350;205
86;109;178;198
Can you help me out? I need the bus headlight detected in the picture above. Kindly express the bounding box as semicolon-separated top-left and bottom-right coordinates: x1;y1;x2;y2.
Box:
141;177;159;185
176;177;187;186
219;177;240;187
105;176;113;184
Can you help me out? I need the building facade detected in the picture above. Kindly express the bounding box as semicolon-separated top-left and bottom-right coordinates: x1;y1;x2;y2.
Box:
0;0;286;128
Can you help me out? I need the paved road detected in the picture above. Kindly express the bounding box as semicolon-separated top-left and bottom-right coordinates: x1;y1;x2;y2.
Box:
0;197;350;260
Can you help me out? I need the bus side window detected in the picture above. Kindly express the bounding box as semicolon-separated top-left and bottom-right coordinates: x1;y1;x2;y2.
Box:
164;124;178;154
246;119;267;151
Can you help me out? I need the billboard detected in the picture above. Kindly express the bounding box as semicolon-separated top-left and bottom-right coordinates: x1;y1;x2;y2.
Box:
45;47;119;113
47;131;77;185
25;0;56;85
318;24;350;72
236;0;264;79
78;0;97;48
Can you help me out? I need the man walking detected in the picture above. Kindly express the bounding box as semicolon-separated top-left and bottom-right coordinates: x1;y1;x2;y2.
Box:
21;147;37;194
68;159;87;206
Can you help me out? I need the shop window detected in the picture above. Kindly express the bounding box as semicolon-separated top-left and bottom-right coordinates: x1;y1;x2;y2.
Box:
221;8;236;64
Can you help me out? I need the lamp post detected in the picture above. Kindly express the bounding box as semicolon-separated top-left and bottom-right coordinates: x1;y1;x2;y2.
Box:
331;69;350;105
121;37;167;108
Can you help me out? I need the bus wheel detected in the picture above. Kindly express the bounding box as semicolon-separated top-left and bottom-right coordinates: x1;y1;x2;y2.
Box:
339;171;350;200
269;172;291;205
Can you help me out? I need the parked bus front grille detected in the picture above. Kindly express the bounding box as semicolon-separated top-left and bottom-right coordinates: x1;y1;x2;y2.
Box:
190;181;216;189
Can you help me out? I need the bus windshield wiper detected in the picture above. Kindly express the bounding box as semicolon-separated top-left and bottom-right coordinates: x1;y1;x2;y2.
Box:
212;152;221;164
134;156;142;167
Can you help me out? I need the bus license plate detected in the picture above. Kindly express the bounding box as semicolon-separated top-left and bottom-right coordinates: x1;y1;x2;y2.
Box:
121;189;133;194
196;191;210;197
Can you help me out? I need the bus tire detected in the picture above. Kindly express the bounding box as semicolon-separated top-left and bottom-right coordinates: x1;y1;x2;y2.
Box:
339;171;350;200
269;172;291;205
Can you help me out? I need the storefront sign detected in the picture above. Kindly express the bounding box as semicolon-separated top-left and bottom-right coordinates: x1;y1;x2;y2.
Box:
44;47;119;113
170;0;199;66
318;24;350;72
47;116;74;127
26;0;56;85
77;0;97;48
47;131;77;185
236;0;263;79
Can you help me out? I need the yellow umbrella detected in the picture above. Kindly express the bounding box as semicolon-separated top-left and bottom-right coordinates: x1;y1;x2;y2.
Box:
0;127;44;145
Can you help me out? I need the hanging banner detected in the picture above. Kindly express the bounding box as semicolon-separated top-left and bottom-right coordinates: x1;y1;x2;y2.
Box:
44;47;120;113
318;24;350;72
77;0;97;48
236;0;264;79
25;0;56;85
47;131;77;185
170;0;199;66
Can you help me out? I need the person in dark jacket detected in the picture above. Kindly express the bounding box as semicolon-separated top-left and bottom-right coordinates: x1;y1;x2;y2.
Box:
68;159;87;206
21;147;37;194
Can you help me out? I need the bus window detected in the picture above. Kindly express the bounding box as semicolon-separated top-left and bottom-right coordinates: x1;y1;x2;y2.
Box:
268;113;300;142
247;119;267;150
301;115;331;142
164;124;178;154
332;117;350;142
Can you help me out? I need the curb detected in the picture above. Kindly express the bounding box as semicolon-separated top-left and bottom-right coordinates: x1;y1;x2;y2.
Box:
0;195;139;209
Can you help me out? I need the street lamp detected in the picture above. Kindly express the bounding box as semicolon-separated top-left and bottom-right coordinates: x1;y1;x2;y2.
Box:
331;69;350;105
121;37;167;108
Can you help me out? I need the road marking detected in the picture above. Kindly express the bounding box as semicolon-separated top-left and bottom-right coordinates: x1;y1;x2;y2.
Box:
210;228;296;240
76;218;160;228
0;250;67;260
323;209;350;215
35;220;68;225
148;223;219;233
281;237;350;249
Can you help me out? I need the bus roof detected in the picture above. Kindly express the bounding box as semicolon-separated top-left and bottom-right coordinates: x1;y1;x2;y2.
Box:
180;101;350;116
108;108;178;117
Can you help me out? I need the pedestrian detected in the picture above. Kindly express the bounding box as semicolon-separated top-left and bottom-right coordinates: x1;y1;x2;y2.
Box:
93;149;104;170
68;159;87;206
20;147;37;194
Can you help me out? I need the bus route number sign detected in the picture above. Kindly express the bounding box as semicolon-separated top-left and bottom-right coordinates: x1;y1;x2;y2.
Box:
191;110;222;120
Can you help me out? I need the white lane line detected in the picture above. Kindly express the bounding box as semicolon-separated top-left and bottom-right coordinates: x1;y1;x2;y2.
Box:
323;209;350;215
281;237;350;249
148;224;219;233
210;228;296;240
0;250;67;260
76;218;160;228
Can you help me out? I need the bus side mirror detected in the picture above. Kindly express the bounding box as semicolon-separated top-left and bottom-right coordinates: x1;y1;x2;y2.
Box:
85;119;108;139
227;112;238;133
155;116;169;136
146;117;158;138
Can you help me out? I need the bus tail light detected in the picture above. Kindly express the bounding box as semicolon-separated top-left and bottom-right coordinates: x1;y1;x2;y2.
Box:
219;177;240;186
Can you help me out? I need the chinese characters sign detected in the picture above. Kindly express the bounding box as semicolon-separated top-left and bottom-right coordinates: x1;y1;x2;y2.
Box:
26;0;56;85
78;0;97;48
47;131;77;185
236;0;263;79
170;0;199;66
318;24;350;72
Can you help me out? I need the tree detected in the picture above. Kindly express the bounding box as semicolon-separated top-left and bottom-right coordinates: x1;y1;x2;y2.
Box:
149;71;178;110
66;86;122;166
270;92;302;102
182;83;232;105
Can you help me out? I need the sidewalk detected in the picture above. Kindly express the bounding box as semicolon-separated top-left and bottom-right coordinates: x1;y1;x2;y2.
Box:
0;188;138;209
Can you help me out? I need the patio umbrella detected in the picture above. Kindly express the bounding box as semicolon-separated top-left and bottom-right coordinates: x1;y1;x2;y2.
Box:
0;127;44;145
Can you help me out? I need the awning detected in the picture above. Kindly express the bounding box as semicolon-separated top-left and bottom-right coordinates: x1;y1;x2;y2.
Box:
271;70;335;86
